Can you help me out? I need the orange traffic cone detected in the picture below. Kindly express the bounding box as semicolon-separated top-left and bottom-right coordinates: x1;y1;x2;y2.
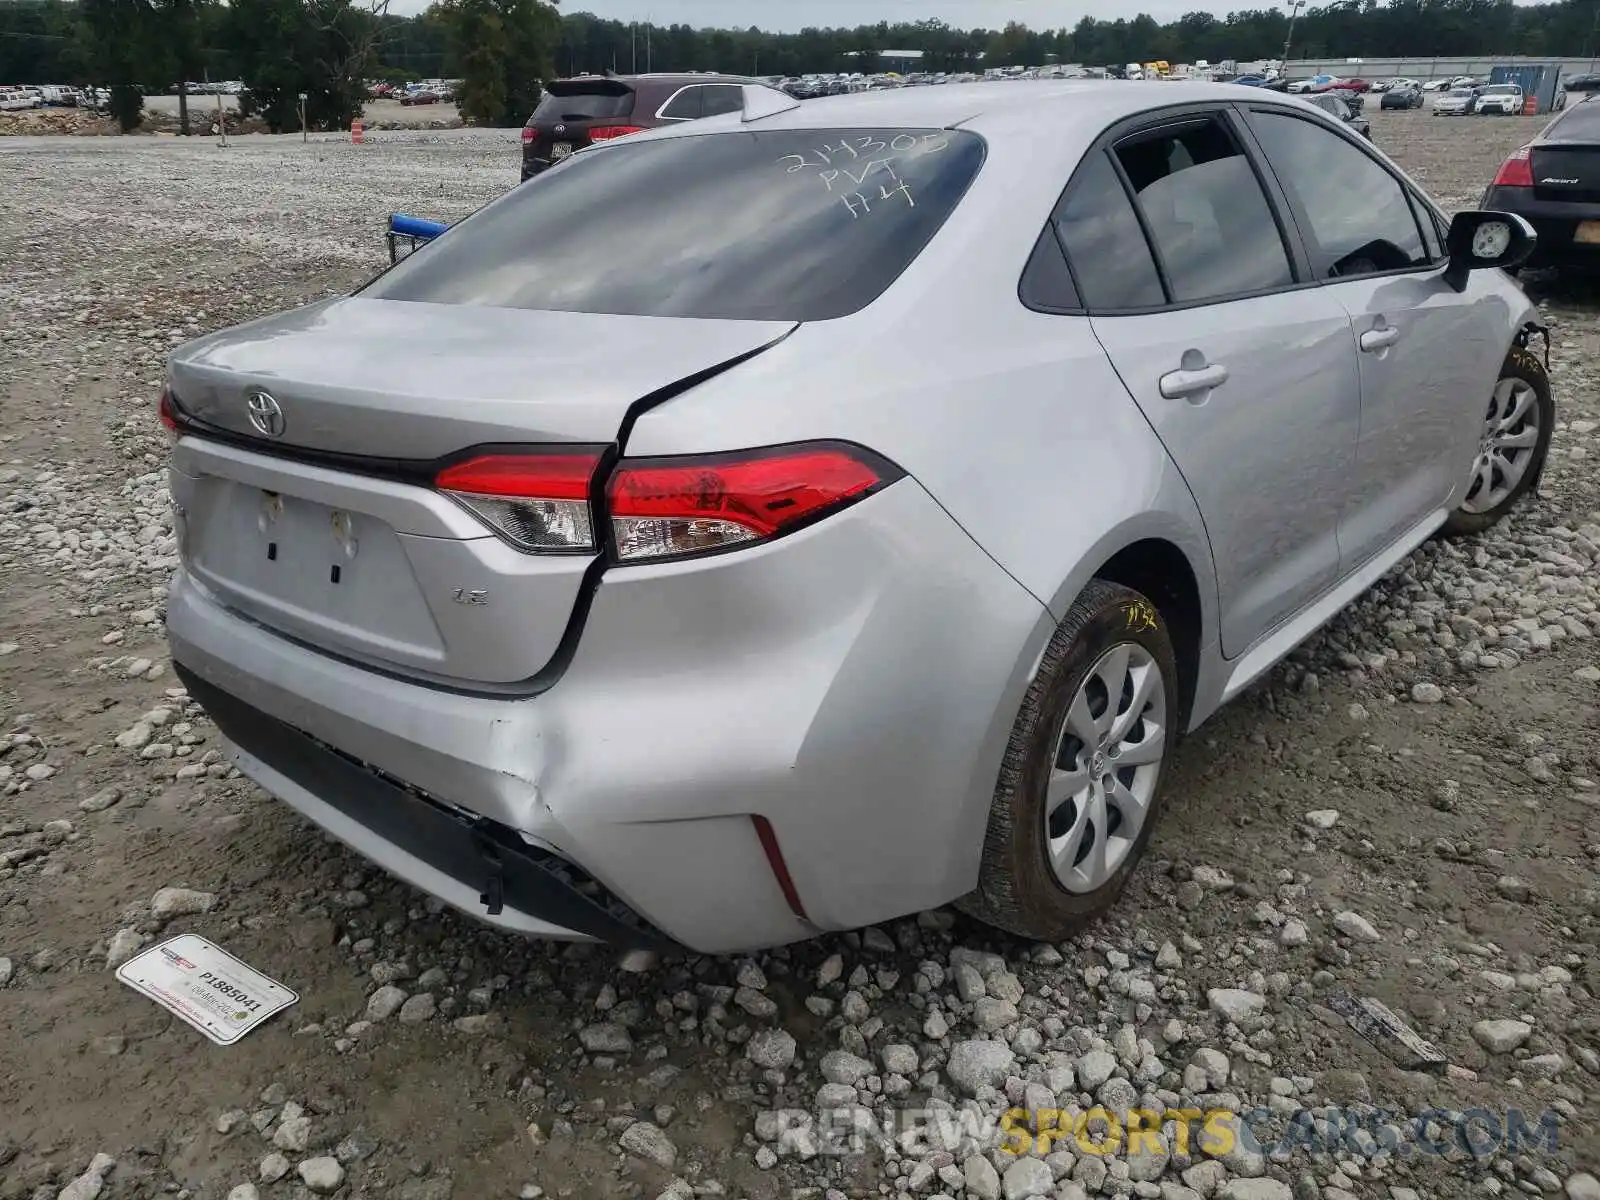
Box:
351;118;365;144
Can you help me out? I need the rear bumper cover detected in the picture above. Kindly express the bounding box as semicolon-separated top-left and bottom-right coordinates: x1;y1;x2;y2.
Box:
1483;185;1600;263
169;478;1052;954
179;663;678;950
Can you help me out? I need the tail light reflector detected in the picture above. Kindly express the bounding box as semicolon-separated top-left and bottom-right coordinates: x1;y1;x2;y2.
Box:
158;385;180;439
605;442;898;563
435;451;602;551
589;124;645;141
1493;146;1534;188
520;126;535;144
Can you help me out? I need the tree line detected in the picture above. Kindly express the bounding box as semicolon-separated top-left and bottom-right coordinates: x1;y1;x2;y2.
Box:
5;0;1600;134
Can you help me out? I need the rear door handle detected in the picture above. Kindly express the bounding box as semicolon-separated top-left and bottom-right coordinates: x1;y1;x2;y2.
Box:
1159;363;1229;399
1359;325;1400;353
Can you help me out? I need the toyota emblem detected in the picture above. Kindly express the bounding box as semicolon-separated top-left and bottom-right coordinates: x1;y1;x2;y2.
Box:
245;390;285;439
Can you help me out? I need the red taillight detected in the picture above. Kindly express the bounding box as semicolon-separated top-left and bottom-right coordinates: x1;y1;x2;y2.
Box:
520;126;535;144
158;386;180;436
1494;146;1534;188
435;451;602;552
588;124;645;141
605;442;897;563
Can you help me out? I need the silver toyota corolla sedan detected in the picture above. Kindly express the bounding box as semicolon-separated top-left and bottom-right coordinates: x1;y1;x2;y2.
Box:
162;82;1553;954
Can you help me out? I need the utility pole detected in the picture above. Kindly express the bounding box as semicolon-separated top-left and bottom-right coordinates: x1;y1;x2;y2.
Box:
647;22;652;72
1280;0;1307;71
632;23;637;73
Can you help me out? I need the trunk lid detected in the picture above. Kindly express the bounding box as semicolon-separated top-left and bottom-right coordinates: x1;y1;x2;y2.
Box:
1531;143;1600;203
168;297;793;458
167;298;793;686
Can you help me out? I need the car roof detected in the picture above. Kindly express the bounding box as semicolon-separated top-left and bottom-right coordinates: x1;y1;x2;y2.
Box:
730;79;1332;136
561;72;762;87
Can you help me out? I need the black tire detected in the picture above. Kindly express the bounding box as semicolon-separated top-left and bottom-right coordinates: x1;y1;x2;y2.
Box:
1440;346;1554;538
958;579;1181;941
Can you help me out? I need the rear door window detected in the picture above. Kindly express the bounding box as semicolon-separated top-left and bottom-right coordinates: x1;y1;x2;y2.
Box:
1113;118;1294;303
532;83;635;123
659;87;705;120
363;128;986;322
701;85;745;118
1054;150;1165;310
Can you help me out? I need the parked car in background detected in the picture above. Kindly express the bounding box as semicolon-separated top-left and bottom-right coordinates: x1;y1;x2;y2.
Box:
1326;86;1365;114
0;86;37;111
1381;85;1426;110
1434;86;1480;115
1288;74;1336;94
1330;77;1372;93
520;72;789;181
400;90;440;106
1483;96;1600;270
1308;89;1371;138
163;80;1549;954
1477;84;1525;115
1423;79;1454;92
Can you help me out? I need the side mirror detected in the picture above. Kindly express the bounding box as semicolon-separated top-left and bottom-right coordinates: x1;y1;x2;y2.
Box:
1444;210;1536;291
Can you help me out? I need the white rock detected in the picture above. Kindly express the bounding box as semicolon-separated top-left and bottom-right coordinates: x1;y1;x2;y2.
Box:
1333;911;1381;941
273;1116;311;1152
1001;1156;1053;1200
1411;681;1444;704
366;985;407;1021
227;1186;260;1200
1304;809;1340;829
619;1121;678;1169
151;887;215;919
820;1050;873;1084
1473;1019;1533;1053
1207;988;1266;1023
55;1153;116;1200
114;722;153;749
1566;1174;1600;1200
1076;1048;1117;1091
965;1154;1002;1200
946;1040;1015;1094
295;1157;345;1194
1218;1182;1292;1200
105;928;144;968
746;1028;797;1070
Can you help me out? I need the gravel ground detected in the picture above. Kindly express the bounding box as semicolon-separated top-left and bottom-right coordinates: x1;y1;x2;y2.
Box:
1;110;1598;1200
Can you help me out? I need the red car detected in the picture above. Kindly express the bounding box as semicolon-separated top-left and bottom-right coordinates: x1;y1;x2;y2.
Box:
1315;77;1371;93
400;90;440;107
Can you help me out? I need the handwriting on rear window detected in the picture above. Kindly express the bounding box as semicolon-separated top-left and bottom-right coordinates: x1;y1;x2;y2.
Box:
777;133;951;220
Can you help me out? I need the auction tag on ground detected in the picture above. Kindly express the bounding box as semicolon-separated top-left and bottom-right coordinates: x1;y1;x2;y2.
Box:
116;934;297;1046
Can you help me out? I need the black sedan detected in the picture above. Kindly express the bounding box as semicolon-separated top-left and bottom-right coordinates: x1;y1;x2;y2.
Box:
1308;91;1372;139
1482;96;1600;268
1381;86;1425;110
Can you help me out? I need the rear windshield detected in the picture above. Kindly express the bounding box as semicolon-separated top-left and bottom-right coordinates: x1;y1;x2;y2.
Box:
364;127;986;321
532;83;635;123
1485;85;1518;94
1546;99;1600;140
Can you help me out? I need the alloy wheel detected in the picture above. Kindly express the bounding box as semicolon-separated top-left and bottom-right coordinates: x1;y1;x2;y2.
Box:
1044;643;1167;894
1461;376;1541;514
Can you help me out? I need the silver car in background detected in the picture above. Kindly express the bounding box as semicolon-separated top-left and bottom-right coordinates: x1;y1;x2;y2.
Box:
163;82;1552;953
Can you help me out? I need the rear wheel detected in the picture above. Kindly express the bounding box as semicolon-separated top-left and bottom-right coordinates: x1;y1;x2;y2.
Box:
959;580;1179;940
1441;348;1553;537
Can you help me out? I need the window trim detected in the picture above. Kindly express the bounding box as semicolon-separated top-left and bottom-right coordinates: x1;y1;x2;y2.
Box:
1028;103;1320;318
1240;104;1441;285
655;84;706;122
